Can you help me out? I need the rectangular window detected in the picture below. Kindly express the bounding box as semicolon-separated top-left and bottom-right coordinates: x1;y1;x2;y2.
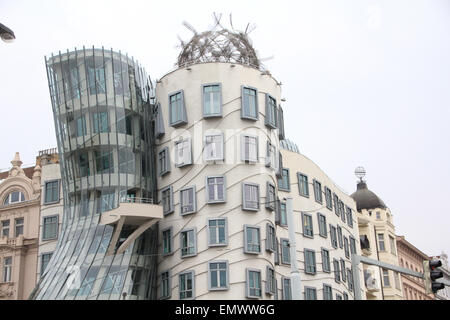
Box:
266;266;276;295
15;218;23;237
1;220;10;238
394;272;400;290
333;259;340;283
265;223;276;252
76;115;87;137
378;233;386;251
42;215;58;240
162;228;172;255
341;259;346;282
297;173;309;197
158;147;170;176
279;202;287;226
265;182;276;211
87;64;106;95
3;257;12;282
117;114;132;135
242;182;260;211
161;270;171;299
376;211;381;220
282;277;291;300
40;253;52;276
278;168;290;192
313;179;323;204
302;213;314;238
339;200;346;223
203;84;222;117
281;238;290;264
95;149;114;174
389;235;396;255
241;134;258;163
344;236;350;258
349;236;357;255
180;228;197;258
44;180;60;204
208;218;227;246
98;190;115;213
347;269;354;292
330;225;338;248
325;187;332;210
265;94;277;129
92;111;109;133
317;213;327;238
346;206;353;228
161;186;174;215
175;138;192;167
206;176;226;203
321;248;330;273
305;287;317;300
246;268;262;298
337;225;343;248
265;141;278;171
169;90;187;127
244;225;261;254
118;148;135;174
204;133;224;161
179;271;194;299
323;284;333;300
78;152;90;177
241;86;258;120
180;186;196;215
382;269;390;287
304;249;316;274
333;194;339;216
209;261;228;290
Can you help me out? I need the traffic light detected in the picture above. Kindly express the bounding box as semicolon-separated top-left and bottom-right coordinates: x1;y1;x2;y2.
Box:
423;260;445;294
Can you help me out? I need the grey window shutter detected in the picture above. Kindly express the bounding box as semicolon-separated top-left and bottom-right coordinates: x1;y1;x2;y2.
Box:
266;140;271;167
180;89;187;123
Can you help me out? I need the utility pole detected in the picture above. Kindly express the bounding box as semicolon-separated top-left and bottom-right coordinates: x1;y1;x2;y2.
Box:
286;197;302;300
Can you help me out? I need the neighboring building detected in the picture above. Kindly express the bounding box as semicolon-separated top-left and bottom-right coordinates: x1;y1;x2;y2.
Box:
396;236;434;300
431;252;450;300
36;148;63;281
351;175;403;300
0;153;41;299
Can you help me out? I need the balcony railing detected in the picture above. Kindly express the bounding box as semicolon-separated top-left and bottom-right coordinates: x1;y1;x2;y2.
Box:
119;196;154;205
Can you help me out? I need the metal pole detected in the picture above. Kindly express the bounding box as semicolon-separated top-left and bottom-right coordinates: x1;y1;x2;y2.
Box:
286;197;302;300
351;254;363;300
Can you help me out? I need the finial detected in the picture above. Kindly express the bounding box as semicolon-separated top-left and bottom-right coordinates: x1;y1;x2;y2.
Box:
11;152;23;168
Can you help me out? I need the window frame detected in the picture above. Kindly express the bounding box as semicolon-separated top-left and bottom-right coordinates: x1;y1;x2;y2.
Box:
304;249;316;275
179;186;197;216
179;270;195;300
161;186;174;215
344;236;350;259
241;85;259;121
337;225;343;248
174;137;192;168
208;260;229;291
265;266;276;295
265;93;277;129
265;222;276;252
15;217;24;237
206;175;226;204
313;179;323;204
330;224;338;249
324;186;333;210
160;270;171;300
202;83;222;118
204;132;224;162
317;212;327;238
180;227;197;258
280;238;291;265
207;218;228;247
44;179;60;204
241;134;259;163
42;214;59;241
40;252;53;276
158;147;171;176
333;259;341;283
349;236;357;255
301;212;314;238
346;206;353;228
265;182;276;211
297;172;309;198
323;284;333;300
378;233;386;251
246;268;262;298
162;227;173;256
304;286;317;300
244;225;261;254
281;276;292;300
168;89;188;127
242;182;260;212
278;168;290;192
321;248;331;273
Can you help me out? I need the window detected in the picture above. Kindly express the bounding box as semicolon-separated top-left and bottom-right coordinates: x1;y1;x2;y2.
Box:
281;238;290;264
1;220;10;238
174;138;192;167
97;190;115;213
323;284;333;300
209;261;228;290
278;106;285;140
325;187;332;210
376;211;381;220
40;252;52;276
317;213;327;238
344;236;350;258
203;84;222;117
78;152;90;177
382;269;390;287
297;173;309;197
161;186;174;215
274;237;280;265
117;114;132;135
76;115;87;137
339;200;346;223
333;259;340;283
92;111;109;133
389;235;396;255
241;134;258;163
208;218;227;246
340;259;346;282
242;183;260;211
161;270;171;299
244;225;261;254
95;149;114;174
349;237;357;255
42;215;58;240
44;180;60;204
337;225;343;248
3;191;25;205
279;202;287;226
266;266;276;295
265;141;278;171
162;227;172;255
347;269;353;292
330;225;338;248
15;218;23;237
158;147;170;176
204;133;224;161
265;182;276;211
282;277;292;300
394;272;400;290
346;206;353;228
3;257;12;282
378;233;386;251
246;268;262;298
343;292;349;300
313;179;323;204
169;90;187;127
180;186;196;215
265;94;277;129
180;228;197;258
321;248;330;273
304;249;316;274
302;213;313;238
241;86;258;120
278;168;290;192
305;287;317;300
265;223;276;252
333;194;339;216
179;270;195;299
206;176;226;203
87;63;106;95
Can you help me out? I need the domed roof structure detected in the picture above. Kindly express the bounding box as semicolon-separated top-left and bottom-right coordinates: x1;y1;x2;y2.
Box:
350;181;387;212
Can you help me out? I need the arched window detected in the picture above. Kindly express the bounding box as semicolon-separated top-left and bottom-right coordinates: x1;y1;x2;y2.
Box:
3;191;25;205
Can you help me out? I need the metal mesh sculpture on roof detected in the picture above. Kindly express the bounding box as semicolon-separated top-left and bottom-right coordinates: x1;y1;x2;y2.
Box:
177;14;262;70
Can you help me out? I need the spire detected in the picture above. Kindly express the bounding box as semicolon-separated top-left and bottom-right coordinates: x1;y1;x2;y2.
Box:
8;152;25;177
11;152;23;168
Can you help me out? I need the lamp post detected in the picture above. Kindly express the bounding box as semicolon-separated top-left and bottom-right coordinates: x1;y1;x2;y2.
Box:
0;23;15;43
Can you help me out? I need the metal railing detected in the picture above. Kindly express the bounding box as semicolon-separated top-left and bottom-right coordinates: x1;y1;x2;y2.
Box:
38;148;58;157
119;196;154;204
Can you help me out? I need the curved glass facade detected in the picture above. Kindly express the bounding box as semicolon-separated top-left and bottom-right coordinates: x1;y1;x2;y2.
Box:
31;47;158;300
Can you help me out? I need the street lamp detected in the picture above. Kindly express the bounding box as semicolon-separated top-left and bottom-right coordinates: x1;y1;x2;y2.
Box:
0;23;15;43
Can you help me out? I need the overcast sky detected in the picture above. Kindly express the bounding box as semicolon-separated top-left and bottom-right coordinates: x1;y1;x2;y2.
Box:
1;0;449;258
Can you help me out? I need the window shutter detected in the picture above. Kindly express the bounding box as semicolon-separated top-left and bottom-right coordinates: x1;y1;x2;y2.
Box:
240;135;246;162
265;93;270;127
180;89;187;123
265;223;270;251
266;141;271;167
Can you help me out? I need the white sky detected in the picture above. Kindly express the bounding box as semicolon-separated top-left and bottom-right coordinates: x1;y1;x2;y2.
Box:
1;0;449;257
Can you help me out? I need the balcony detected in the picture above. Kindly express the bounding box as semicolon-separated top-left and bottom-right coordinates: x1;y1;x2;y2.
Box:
360;235;372;256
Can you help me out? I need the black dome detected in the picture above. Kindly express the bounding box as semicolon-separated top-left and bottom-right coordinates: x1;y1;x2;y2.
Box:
350;181;387;212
